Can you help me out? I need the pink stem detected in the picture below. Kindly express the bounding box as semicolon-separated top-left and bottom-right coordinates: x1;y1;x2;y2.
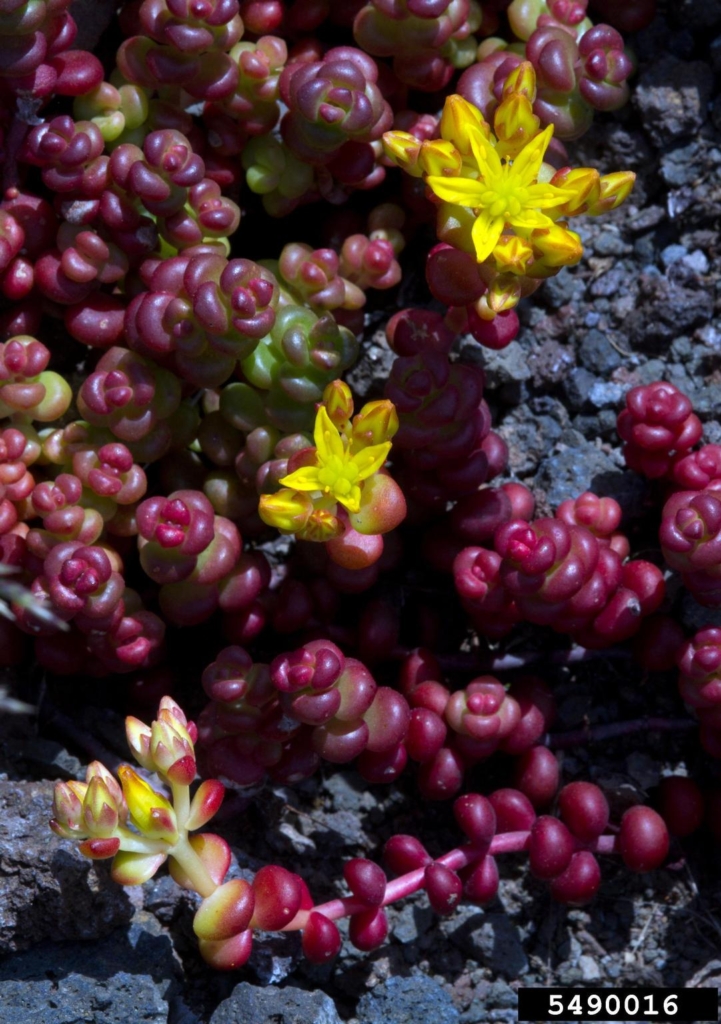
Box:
309;831;619;924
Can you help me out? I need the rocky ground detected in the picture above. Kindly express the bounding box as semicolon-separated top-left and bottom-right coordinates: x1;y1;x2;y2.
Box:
2;1;721;1022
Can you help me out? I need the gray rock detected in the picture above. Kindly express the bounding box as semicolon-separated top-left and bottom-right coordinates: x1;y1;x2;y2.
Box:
2;738;85;781
535;445;614;509
660;141;706;187
578;330;622;375
683;250;710;274
589;266;628;299
209;982;342;1024
586;382;627;411
626;275;714;352
356;974;460;1024
537;444;648;516
572;411;619;441
660;244;688;268
487;979;518;1009
633;234;657;264
0;779;133;954
562;368;597;412
579;955;602;982
460;339;531;389
542;268;578;308
448;910;528;978
627;205;666;233
634;56;714;146
246;930;301;985
670;335;694;362
592;229;630;257
0;912;176;1024
346;332;396;401
498;409;565;476
322;770;373;815
393;901;434;944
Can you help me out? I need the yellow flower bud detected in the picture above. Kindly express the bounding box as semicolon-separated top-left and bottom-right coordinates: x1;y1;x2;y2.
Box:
322;379;354;431
86;761;127;823
586;171;636;215
83;776;121;838
492;234;536;275
549;166;601;216
501;60;537;102
530;223;584;268
150;716;196;783
439;94;491;156
418;139;463;178
298;508;344;542
493;94;541;159
50;781;88;838
258;488;313;533
117;764;178;842
486;274;523;313
382;131;424;176
351;400;399;450
125;716;153;771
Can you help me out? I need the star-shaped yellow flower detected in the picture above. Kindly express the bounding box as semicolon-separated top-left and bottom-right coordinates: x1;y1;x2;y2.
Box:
279;405;390;515
426;124;573;264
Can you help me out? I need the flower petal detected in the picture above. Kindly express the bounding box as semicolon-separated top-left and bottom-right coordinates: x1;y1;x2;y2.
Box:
313;406;344;462
508;124;553;185
335;485;362;514
525;183;575;209
425;174;485;206
471;211;505;263
352;442;392;481
508;209;555;231
468;129;503;183
278;466;323;493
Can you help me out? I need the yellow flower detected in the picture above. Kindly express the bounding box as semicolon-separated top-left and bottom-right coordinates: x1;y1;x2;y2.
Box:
279;406;391;515
426;120;573;263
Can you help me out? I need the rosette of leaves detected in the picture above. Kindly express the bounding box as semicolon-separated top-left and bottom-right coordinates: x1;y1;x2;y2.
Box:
23;116;108;194
0;336;72;423
75;347;184;460
279;46;393;165
0;0;87;97
242;134;316;218
125;252;279;389
353;0;481;92
237;305;359;434
107;128;195;216
73;76;150;145
660;489;721;607
270;243;366;316
117;0;245;101
204;35;287;155
136;489;246;625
